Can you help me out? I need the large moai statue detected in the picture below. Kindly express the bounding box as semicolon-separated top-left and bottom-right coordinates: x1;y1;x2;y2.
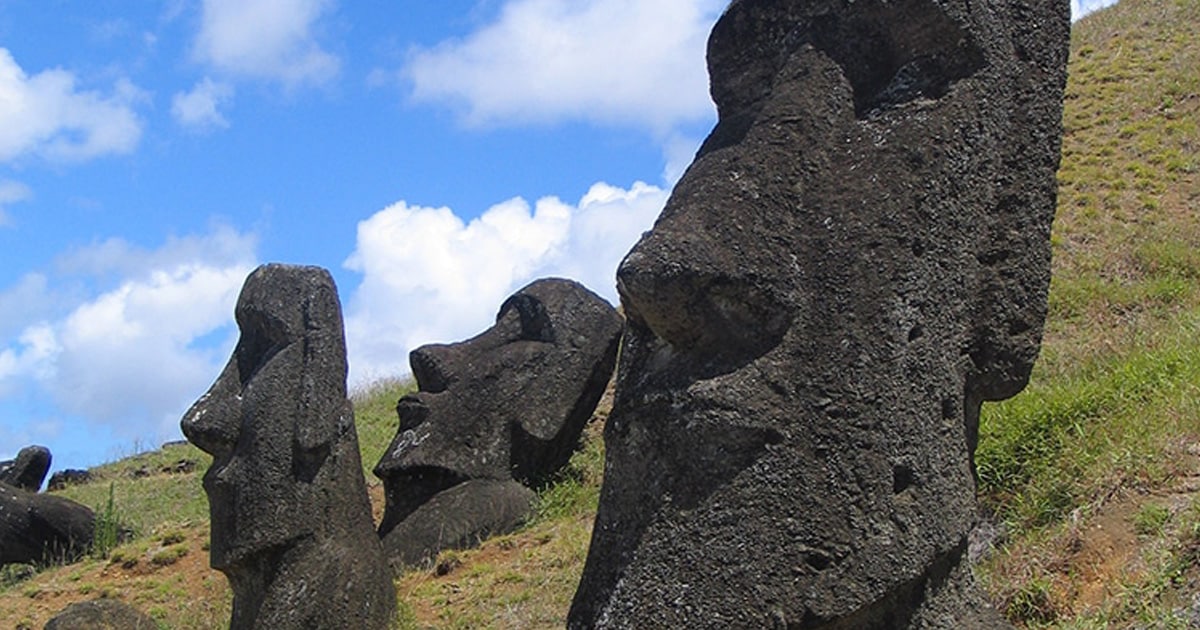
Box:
181;264;395;630
375;278;622;570
570;0;1070;627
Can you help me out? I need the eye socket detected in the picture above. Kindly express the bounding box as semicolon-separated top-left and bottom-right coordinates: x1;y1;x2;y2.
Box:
803;0;985;117
496;294;554;343
233;308;290;387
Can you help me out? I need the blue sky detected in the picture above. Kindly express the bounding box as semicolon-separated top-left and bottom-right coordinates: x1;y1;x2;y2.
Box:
1;0;1119;475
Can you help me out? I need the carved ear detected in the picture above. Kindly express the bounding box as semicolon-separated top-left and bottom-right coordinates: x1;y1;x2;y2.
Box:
292;282;349;478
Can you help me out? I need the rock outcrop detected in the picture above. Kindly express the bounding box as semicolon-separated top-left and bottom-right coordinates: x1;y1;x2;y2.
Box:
569;0;1070;627
375;278;622;570
44;598;157;629
181;264;395;630
0;445;51;491
0;483;94;566
46;469;90;491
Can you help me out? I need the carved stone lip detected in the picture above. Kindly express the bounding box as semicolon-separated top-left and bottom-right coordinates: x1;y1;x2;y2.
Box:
377;465;471;534
394;394;431;432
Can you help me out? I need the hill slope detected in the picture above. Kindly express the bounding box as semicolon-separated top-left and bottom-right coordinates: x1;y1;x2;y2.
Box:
3;0;1200;626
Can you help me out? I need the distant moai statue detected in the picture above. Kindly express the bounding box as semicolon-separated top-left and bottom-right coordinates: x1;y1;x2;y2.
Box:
374;278;622;570
570;0;1071;627
182;264;394;630
0;445;51;491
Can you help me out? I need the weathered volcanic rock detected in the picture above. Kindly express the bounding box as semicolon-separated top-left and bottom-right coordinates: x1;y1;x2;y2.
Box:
0;445;52;491
569;0;1070;627
375;278;622;570
0;483;94;566
44;598;157;629
181;264;395;630
46;469;90;491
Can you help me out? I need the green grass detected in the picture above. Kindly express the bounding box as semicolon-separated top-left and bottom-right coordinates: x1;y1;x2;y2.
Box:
352;377;416;482
54;441;211;538
975;0;1200;624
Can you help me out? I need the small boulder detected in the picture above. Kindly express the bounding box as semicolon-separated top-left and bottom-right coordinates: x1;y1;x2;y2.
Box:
43;599;157;629
46;469;91;491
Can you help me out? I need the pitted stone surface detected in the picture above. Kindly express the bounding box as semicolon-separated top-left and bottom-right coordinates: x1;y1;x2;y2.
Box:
181;264;394;630
375;278;621;570
569;0;1070;627
0;483;94;566
44;598;158;629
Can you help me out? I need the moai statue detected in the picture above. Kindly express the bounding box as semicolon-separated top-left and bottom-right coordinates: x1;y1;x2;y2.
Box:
375;278;622;570
570;0;1070;627
0;445;51;491
182;264;395;629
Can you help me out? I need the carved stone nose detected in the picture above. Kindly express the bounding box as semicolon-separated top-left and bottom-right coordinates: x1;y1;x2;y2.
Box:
409;345;452;393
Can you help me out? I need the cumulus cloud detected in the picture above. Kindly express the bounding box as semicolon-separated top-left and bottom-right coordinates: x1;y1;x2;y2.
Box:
172;78;235;130
342;180;667;384
0;48;144;163
0;179;31;226
193;0;340;87
0;227;258;460
404;0;722;132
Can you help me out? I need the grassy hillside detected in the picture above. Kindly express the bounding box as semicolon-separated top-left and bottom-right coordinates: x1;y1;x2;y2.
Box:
974;0;1200;625
2;0;1199;626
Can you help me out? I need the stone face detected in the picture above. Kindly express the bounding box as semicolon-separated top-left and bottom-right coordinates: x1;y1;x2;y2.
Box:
181;264;394;630
44;598;157;630
0;445;52;491
375;278;622;570
569;0;1070;627
0;483;94;566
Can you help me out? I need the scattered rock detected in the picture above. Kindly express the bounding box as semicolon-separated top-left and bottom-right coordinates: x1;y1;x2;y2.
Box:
0;445;52;491
569;0;1070;626
181;264;395;630
43;598;157;629
375;278;622;570
45;469;91;491
160;459;198;475
0;483;94;566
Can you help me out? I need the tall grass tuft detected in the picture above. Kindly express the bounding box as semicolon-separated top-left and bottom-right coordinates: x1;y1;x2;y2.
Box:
91;482;122;560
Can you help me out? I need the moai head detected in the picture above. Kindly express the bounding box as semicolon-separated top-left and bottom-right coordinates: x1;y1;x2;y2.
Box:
183;265;353;567
182;264;394;629
374;278;622;567
570;0;1070;626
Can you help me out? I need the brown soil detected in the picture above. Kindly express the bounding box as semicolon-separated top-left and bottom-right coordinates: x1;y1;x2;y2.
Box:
0;476;392;629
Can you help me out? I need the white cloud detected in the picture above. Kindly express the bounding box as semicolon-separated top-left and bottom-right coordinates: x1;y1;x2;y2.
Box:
0;48;144;163
194;0;340;87
53;225;257;279
342;180;667;383
0;273;53;340
404;0;722;132
0;179;31;226
0;227;257;454
172;78;235;130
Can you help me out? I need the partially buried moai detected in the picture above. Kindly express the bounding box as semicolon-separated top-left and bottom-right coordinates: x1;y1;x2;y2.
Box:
182;264;394;630
374;278;622;571
570;0;1070;627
